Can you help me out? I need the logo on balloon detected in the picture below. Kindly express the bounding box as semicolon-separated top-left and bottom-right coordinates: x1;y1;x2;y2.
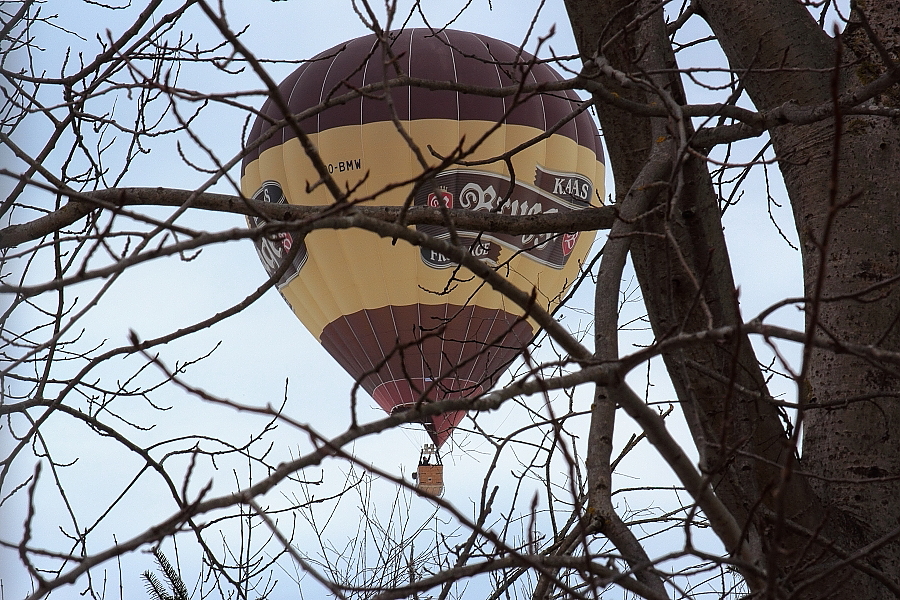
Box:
534;165;594;204
247;181;308;289
415;170;593;270
427;187;453;209
561;232;579;256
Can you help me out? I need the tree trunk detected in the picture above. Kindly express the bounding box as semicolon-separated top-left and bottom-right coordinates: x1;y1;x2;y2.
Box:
699;0;900;594
567;0;900;595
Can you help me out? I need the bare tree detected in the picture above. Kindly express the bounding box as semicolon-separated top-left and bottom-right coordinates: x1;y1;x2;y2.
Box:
1;1;898;599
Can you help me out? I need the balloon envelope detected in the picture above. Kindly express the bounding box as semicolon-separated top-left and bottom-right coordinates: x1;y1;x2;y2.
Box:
241;29;605;447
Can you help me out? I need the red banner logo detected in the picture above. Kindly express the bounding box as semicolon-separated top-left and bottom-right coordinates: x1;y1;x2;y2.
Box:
427;188;453;208
561;232;579;256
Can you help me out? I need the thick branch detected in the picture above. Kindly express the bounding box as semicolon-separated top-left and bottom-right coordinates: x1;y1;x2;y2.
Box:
0;186;615;249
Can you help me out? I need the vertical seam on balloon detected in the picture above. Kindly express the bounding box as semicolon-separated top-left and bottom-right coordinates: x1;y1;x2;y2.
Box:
572;90;586;194
451;303;473;391
367;35;403;396
472;33;506;174
407;29;415;195
385;304;408;398
436;302;450;396
367;31;406;329
475;33;504;145
534;67;547;136
363;305;402;397
565;77;590;188
360;40;370;198
473;305;504;392
464;36;512;392
328;315;365;380
495;39;509;178
282;61;341;343
432;30;460;400
337;229;384;356
563;70;580;148
446;29;462;257
460;303;487;389
445;30;460;125
410;33;423;376
319;44;341;135
407;30;413;122
361;37;370;127
292;265;329;340
446;30;467;397
493;39;506;118
323;40;390;394
423;302;448;394
416;302;425;394
538;64;549;245
457;302;479;393
284;63;312;199
359;309;387;390
285;67;302;144
339;312;378;397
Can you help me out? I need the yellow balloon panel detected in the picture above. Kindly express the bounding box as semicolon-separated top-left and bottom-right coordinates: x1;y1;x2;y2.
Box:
242;119;604;340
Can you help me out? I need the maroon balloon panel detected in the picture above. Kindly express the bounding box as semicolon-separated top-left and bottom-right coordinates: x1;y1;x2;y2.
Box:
242;29;603;172
320;304;534;447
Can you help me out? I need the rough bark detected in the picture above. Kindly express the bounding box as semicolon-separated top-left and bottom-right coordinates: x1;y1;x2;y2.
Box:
565;1;790;587
565;0;900;595
698;0;900;594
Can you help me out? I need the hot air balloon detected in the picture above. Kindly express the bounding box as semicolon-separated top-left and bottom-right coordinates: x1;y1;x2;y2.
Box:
241;29;604;476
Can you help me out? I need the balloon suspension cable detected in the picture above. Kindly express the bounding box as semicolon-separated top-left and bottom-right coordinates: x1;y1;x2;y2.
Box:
419;443;442;466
